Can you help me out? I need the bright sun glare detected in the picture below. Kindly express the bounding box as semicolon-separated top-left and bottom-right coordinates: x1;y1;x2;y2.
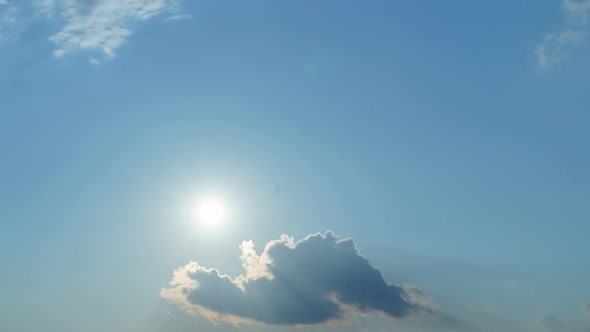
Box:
196;198;225;226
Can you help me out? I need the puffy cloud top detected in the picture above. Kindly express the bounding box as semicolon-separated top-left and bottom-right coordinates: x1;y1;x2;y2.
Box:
161;231;434;326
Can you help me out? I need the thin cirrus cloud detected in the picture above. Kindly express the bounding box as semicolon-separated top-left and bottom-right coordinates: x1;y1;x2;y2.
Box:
535;0;590;68
161;231;449;327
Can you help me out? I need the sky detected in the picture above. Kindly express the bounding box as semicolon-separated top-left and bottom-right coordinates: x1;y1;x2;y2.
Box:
1;1;590;331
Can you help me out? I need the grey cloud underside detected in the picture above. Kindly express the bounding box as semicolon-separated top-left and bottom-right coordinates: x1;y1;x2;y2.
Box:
538;313;590;332
539;315;564;332
163;232;431;325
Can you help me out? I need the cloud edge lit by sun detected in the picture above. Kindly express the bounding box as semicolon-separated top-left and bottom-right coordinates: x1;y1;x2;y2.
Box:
161;231;447;327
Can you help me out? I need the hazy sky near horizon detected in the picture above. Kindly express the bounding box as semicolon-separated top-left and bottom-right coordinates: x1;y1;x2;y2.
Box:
1;1;590;332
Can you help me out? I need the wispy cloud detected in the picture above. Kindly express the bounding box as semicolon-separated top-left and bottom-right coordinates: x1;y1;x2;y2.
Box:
0;1;19;41
161;231;447;326
535;0;590;68
33;0;56;17
36;0;183;58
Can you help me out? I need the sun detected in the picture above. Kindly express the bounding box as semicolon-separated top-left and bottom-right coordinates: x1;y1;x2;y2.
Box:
196;198;225;226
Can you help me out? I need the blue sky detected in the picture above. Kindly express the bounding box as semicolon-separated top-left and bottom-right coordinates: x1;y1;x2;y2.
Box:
1;1;590;331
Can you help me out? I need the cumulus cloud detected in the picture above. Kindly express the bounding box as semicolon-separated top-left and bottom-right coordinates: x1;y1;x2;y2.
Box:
535;0;590;68
36;0;182;58
161;231;439;326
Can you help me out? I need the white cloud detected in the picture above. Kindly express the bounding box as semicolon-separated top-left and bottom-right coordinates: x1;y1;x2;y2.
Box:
38;0;184;58
535;0;590;68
